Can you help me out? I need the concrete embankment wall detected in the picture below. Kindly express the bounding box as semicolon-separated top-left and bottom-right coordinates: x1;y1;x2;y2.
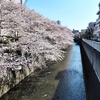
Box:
82;39;100;81
0;66;34;97
80;39;100;100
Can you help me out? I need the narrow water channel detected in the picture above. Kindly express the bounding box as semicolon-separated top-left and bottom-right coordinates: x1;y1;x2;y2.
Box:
53;43;86;100
0;43;86;100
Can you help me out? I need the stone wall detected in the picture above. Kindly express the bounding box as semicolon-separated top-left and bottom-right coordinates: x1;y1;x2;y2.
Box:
0;65;34;97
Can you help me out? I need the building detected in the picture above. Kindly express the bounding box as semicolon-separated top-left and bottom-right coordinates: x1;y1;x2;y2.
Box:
93;2;100;40
72;29;79;34
6;0;25;4
81;29;86;34
88;22;95;30
57;20;61;25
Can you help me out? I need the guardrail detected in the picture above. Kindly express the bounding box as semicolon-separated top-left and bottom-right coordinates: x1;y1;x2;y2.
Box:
82;39;100;52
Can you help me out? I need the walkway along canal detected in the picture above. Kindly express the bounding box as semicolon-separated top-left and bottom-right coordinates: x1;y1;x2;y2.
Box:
0;43;86;100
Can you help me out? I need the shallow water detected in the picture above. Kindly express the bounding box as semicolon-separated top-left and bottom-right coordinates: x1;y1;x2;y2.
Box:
0;43;86;100
53;43;86;100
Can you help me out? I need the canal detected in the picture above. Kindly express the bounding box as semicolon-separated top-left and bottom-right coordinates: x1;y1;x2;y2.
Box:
0;43;86;100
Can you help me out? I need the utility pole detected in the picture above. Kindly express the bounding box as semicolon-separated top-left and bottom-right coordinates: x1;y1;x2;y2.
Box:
20;0;22;5
25;0;28;4
20;0;28;5
0;0;2;35
19;0;28;5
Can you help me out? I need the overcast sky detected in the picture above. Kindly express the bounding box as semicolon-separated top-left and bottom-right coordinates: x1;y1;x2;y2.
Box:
26;0;100;31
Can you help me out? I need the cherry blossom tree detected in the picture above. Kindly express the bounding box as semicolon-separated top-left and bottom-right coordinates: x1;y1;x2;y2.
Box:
0;0;73;78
